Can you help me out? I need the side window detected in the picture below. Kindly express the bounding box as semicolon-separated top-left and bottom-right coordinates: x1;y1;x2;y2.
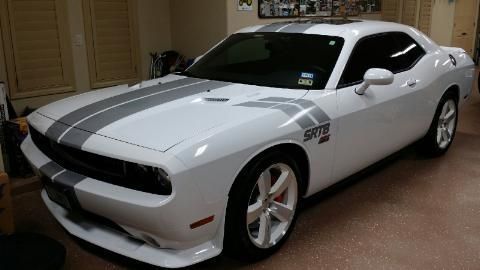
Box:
391;32;426;71
339;34;403;87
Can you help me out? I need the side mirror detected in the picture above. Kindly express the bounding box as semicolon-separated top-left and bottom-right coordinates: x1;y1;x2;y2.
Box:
355;68;394;95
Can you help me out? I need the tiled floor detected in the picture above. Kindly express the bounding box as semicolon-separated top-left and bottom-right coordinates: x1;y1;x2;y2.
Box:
12;78;480;269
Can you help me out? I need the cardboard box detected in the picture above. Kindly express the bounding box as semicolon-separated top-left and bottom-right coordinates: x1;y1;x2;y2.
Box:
0;172;14;235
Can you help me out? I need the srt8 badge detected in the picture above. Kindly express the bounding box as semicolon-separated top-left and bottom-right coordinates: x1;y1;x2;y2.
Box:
304;122;331;144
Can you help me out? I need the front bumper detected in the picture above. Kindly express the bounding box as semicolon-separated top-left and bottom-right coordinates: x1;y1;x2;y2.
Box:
21;135;225;268
41;190;221;268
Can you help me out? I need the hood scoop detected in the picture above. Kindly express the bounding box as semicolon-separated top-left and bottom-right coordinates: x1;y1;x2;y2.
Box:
203;97;230;102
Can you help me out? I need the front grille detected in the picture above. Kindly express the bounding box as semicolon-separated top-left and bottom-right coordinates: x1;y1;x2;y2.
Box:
29;124;170;195
30;125;126;181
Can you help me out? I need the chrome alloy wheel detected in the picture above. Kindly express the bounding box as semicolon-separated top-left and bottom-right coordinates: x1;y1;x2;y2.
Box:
246;163;298;249
436;99;457;149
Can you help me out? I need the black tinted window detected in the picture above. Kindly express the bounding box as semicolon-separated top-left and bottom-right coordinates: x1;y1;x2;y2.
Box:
339;32;425;87
186;33;345;90
391;32;426;70
339;34;402;86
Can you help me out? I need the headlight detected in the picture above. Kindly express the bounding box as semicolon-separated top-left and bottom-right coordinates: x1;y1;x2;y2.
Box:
127;164;172;195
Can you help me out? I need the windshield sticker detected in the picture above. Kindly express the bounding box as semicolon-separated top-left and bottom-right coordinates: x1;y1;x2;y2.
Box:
301;72;314;79
329;40;336;46
298;78;313;86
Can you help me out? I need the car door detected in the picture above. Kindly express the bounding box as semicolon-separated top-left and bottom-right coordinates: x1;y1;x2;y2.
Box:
332;32;427;181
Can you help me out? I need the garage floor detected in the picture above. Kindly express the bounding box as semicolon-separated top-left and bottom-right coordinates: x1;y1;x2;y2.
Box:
12;80;480;269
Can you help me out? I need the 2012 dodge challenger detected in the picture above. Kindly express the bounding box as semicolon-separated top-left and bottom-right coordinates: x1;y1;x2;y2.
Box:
21;20;474;268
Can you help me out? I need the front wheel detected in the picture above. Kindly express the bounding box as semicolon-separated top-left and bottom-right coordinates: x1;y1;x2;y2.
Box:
224;152;301;261
420;92;458;156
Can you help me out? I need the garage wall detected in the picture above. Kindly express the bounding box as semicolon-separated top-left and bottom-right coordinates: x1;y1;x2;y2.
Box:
2;0;478;115
170;0;227;59
226;0;381;34
138;0;172;79
2;0;171;114
226;0;293;34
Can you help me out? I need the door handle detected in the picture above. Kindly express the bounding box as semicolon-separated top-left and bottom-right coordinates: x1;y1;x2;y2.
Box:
407;79;417;88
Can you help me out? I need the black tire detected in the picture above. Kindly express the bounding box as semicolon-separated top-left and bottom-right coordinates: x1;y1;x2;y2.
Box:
420;91;458;156
224;151;302;261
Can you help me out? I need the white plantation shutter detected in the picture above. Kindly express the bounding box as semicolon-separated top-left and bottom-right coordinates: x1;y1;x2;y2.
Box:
381;0;400;22
0;0;75;99
401;0;418;27
418;0;433;35
83;0;141;88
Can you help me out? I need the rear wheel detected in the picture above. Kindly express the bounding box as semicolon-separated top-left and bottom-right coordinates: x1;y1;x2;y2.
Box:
420;92;458;156
224;152;301;261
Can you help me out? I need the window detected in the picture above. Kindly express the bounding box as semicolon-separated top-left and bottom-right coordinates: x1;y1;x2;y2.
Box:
0;0;75;99
186;33;345;90
83;0;140;88
339;32;425;87
391;32;426;71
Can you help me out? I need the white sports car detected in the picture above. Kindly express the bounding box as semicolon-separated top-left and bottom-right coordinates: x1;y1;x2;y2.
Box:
21;19;474;268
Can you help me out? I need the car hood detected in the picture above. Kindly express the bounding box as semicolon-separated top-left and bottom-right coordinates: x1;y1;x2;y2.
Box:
34;75;308;152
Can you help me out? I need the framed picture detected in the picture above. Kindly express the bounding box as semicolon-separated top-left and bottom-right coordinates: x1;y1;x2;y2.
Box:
259;0;379;19
258;0;301;18
302;0;332;17
238;0;254;11
357;0;381;13
332;0;359;16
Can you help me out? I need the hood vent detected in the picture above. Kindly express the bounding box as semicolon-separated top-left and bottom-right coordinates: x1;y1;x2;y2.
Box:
203;97;230;102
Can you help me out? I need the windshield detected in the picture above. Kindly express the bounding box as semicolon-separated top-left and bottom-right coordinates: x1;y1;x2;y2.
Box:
184;32;344;90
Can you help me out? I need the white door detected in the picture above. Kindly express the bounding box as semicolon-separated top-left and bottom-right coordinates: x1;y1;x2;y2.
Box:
332;32;429;181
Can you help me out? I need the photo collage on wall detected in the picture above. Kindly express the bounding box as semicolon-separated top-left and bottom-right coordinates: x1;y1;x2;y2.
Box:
259;0;381;18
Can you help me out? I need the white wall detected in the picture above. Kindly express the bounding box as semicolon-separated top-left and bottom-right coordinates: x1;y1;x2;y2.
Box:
170;0;227;58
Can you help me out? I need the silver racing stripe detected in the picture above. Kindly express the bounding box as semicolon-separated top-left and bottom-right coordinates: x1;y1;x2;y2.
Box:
59;80;232;149
279;23;315;33
45;77;205;141
234;101;279;108
256;23;289;32
235;98;329;129
273;103;316;129
54;170;86;188
259;97;295;103
40;161;64;179
290;99;330;124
